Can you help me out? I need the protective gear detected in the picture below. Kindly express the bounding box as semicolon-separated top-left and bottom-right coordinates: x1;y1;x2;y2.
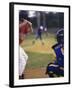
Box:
46;28;64;77
56;28;64;45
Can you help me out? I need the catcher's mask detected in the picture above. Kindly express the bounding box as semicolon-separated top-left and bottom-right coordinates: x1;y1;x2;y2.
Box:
56;28;64;45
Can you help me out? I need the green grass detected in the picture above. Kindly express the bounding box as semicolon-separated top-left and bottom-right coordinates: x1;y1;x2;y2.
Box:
25;33;56;40
21;33;57;48
25;51;55;69
21;33;56;69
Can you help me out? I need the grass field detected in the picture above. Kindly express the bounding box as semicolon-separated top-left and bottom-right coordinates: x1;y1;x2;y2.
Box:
20;33;57;79
25;52;55;68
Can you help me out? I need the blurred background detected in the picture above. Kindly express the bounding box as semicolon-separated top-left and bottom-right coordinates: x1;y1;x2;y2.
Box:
19;10;64;33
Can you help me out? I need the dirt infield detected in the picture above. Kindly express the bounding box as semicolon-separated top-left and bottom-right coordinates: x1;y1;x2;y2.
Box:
24;67;49;79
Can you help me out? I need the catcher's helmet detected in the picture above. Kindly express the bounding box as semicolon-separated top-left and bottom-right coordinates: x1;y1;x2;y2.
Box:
56;28;64;45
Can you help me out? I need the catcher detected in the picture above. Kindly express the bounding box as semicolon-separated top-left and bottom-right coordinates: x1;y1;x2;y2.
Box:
45;28;64;77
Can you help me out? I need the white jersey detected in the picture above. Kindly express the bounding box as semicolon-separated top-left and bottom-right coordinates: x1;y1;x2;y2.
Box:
19;47;28;76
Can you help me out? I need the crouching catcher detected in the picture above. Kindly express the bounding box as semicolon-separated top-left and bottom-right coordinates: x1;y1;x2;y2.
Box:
45;29;64;77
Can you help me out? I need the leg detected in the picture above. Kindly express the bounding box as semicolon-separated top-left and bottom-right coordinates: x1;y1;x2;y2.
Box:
19;74;24;79
46;63;63;77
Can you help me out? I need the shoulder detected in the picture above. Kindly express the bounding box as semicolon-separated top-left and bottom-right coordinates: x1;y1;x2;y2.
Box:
52;43;62;49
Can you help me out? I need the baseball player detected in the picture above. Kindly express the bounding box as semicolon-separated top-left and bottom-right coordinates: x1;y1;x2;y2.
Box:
45;28;64;77
19;19;33;79
32;26;44;45
36;26;43;40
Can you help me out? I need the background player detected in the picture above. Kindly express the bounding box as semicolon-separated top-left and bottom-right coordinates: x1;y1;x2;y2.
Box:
32;26;44;45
